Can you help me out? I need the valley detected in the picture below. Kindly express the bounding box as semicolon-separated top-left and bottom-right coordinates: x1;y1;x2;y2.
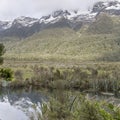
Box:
0;0;120;120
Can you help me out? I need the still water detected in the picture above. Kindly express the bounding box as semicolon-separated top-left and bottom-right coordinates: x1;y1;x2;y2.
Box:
0;88;48;120
0;88;120;120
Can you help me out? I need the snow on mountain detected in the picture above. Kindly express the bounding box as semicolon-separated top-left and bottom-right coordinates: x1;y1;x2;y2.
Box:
40;10;96;24
0;21;12;31
92;0;120;13
0;0;120;38
1;0;120;31
12;16;39;28
106;3;120;10
0;16;39;31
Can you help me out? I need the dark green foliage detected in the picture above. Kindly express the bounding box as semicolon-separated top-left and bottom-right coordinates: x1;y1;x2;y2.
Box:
0;57;4;65
0;43;5;56
0;68;13;81
0;43;5;64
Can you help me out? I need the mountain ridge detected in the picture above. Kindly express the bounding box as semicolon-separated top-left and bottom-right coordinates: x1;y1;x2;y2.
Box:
1;0;120;38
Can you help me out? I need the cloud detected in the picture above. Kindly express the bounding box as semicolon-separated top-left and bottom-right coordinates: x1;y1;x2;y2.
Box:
0;0;110;20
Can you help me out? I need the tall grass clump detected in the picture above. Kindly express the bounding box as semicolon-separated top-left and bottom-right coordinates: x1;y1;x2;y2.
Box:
29;65;120;92
40;92;120;120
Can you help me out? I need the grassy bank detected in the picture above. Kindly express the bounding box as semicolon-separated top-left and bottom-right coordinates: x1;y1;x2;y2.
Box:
1;62;119;94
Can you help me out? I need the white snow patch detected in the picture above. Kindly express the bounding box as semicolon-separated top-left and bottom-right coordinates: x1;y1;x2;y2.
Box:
106;4;120;10
0;21;12;30
14;16;39;27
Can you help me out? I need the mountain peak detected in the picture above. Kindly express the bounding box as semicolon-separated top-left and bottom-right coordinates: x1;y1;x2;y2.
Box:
92;0;120;15
12;16;39;28
52;10;71;18
0;21;12;31
1;0;120;38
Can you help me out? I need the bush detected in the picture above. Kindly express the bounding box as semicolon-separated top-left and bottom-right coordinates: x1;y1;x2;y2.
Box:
0;68;13;81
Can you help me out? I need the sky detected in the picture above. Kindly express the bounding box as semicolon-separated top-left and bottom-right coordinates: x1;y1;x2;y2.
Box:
0;0;113;20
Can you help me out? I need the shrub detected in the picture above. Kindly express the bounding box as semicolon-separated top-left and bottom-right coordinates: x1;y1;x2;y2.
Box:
0;68;13;81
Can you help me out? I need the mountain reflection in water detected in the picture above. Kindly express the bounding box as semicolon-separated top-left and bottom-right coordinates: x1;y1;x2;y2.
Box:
0;88;47;120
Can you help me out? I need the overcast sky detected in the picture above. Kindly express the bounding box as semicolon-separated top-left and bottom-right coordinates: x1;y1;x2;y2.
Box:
0;0;112;20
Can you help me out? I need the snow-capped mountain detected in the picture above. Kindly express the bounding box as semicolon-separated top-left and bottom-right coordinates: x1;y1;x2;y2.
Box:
0;10;96;38
40;10;96;24
0;0;120;38
0;17;39;32
12;16;39;28
0;21;12;31
92;0;120;15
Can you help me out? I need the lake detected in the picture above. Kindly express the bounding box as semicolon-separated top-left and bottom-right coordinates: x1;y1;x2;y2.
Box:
0;88;120;120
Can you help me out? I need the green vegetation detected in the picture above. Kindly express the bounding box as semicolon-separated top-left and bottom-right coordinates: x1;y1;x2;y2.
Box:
42;97;120;120
1;14;120;62
0;68;13;81
0;43;5;64
88;13;114;34
30;65;120;92
1;64;119;94
0;13;119;92
31;90;120;120
0;13;120;120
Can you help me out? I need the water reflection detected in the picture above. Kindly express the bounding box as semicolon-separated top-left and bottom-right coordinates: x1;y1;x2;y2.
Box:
86;92;120;105
0;88;47;120
0;88;120;120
